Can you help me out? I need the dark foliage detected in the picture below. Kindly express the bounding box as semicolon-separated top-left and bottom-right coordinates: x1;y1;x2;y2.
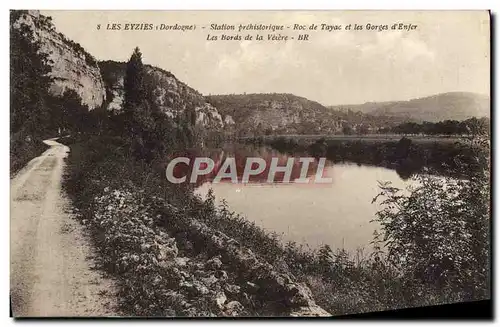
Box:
124;47;146;111
10;10;54;137
384;117;490;136
254;135;487;180
10;10;55;173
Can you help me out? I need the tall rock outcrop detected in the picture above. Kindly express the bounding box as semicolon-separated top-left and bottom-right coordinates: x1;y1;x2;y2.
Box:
13;10;106;110
99;60;229;130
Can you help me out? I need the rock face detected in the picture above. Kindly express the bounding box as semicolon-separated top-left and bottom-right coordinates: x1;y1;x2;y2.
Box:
13;11;106;110
207;93;339;135
99;60;230;130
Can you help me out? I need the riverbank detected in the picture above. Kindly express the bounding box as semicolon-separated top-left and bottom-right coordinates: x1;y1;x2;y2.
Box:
62;135;330;316
61;134;489;316
245;135;487;179
240;134;470;144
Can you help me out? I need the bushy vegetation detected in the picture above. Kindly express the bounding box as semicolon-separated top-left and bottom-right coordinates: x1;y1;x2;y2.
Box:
10;11;105;174
252;135;488;180
62;135;253;316
373;176;489;301
10;10;55;173
64;36;98;67
10;137;48;175
11;11;52;135
382;117;490;136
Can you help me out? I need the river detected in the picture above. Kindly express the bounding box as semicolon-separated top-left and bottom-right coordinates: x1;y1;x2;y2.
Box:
186;144;414;253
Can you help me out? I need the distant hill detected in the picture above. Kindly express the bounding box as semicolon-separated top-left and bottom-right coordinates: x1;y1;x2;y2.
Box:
206;93;406;135
207;93;341;135
329;92;490;122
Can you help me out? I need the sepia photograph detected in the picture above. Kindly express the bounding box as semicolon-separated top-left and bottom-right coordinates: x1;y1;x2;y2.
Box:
9;9;491;318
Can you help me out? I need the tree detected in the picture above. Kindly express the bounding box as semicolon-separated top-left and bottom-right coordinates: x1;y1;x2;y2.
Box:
357;124;370;135
10;10;54;138
342;123;354;135
318;244;334;269
124;47;145;110
124;46;152;138
53;90;89;133
123;46;156;143
373;136;490;299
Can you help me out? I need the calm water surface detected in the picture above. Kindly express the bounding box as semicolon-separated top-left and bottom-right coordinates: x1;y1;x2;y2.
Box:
192;145;414;253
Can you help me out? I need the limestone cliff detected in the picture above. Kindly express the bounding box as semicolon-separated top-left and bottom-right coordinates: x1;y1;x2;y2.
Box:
99;60;231;130
207;93;338;135
14;10;106;110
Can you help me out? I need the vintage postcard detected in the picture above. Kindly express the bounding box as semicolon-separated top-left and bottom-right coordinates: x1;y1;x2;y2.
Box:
10;10;491;317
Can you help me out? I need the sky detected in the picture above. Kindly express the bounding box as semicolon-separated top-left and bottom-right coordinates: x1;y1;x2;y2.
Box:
41;10;490;106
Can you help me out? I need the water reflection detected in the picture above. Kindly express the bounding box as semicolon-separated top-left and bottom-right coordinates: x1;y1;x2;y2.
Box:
178;144;416;252
195;159;413;253
169;144;334;187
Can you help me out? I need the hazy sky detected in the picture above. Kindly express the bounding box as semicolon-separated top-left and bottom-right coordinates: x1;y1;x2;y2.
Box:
41;10;490;105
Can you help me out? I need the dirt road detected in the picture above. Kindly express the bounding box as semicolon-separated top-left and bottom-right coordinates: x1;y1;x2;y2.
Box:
10;138;118;317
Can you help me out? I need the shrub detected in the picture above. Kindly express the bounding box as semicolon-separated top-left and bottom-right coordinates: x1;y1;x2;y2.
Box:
372;141;490;300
